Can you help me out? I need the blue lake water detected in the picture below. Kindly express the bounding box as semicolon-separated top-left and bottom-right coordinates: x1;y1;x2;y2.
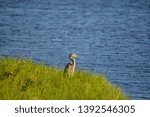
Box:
0;0;150;99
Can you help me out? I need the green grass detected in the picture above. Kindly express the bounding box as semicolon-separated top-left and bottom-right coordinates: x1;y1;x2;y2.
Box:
0;57;128;100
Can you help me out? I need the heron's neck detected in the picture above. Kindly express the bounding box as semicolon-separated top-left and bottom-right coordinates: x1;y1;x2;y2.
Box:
71;58;76;67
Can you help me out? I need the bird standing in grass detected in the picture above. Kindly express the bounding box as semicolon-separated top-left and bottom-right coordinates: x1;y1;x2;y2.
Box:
64;53;80;77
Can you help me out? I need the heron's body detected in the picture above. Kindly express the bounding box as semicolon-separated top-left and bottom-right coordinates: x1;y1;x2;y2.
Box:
64;53;79;77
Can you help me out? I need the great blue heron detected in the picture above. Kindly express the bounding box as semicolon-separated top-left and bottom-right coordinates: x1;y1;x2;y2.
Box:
64;53;80;77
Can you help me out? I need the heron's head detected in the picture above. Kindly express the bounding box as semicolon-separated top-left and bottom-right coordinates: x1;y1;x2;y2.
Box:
69;53;80;59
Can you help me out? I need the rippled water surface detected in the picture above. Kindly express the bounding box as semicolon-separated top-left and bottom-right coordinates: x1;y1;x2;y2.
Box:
0;0;150;99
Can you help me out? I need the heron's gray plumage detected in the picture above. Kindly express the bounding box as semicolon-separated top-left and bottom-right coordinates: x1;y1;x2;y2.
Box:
64;53;79;77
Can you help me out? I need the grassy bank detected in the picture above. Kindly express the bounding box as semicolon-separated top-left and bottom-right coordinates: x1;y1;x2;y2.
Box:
0;57;127;100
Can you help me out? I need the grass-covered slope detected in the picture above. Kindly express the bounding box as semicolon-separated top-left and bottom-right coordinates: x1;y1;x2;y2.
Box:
0;57;127;100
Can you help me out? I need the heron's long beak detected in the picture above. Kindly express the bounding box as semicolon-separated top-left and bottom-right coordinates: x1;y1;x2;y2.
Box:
76;55;80;58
